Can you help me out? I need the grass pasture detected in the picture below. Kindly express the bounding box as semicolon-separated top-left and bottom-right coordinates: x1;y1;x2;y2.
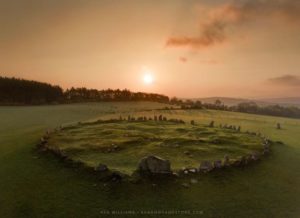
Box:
0;102;300;217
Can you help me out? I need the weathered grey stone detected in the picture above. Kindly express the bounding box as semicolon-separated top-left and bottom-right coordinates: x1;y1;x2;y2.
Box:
262;148;270;155
214;160;222;169
96;164;108;172
137;117;144;121
138;155;172;174
277;123;281;129
232;159;242;167
250;152;259;161
224;155;230;166
188;168;197;173
158;115;163;121
182;183;190;188
240;156;248;165
199;161;214;172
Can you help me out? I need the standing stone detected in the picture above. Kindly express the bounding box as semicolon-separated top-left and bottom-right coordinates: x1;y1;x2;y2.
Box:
209;121;215;128
277;123;281;129
250;152;259;161
158;115;163;121
214;160;222;169
96;164;108;172
191;120;195;125
224;155;230;166
137;155;172;174
154;115;158;121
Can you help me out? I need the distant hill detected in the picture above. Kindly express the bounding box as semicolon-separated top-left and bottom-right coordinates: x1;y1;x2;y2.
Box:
260;97;300;107
190;97;252;106
188;97;300;108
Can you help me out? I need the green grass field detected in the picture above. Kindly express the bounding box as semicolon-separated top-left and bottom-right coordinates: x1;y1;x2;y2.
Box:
1;102;300;217
46;119;264;174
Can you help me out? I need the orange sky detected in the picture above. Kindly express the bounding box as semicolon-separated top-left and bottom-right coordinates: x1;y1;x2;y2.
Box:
1;0;300;98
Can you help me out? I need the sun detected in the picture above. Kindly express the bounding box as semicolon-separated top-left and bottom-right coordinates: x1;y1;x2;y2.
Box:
143;73;154;84
141;66;155;85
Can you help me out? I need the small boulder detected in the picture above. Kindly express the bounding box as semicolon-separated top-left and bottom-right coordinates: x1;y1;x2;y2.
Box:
199;161;214;172
182;183;190;188
188;168;197;173
137;155;172;174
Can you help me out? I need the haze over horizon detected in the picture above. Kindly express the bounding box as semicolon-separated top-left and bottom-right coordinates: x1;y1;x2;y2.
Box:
1;0;300;98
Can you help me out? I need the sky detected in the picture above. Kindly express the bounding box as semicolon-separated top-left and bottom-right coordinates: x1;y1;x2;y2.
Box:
1;0;300;99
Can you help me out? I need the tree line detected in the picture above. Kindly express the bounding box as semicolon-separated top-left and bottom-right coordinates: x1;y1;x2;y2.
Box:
169;97;300;119
0;77;63;105
1;76;300;119
0;77;169;105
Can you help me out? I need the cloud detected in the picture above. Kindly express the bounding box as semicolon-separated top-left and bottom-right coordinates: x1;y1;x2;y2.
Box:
166;0;300;49
179;57;187;63
267;75;300;87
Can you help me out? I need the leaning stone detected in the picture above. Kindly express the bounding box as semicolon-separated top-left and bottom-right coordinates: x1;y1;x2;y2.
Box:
96;164;108;172
199;161;214;172
214;160;223;169
137;155;172;174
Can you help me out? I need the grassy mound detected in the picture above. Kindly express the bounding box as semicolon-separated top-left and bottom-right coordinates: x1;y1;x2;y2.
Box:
45;119;265;175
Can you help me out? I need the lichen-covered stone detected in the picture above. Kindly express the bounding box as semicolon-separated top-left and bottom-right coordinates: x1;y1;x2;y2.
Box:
137;155;172;174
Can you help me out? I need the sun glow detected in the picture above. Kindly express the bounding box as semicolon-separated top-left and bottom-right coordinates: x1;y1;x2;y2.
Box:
142;67;154;85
